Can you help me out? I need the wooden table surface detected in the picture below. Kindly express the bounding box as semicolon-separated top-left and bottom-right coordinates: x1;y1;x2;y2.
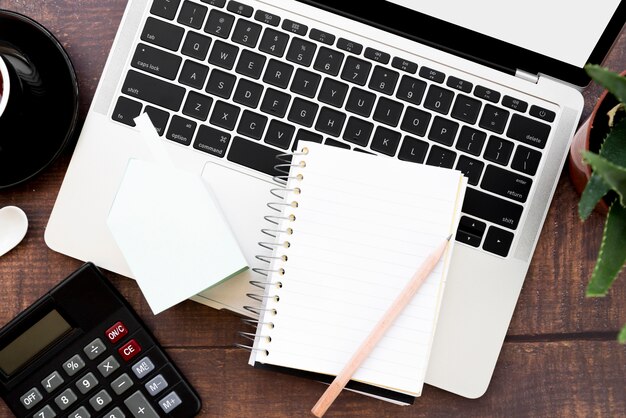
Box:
1;1;625;416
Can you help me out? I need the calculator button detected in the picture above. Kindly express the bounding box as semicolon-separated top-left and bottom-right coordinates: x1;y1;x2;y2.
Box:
54;388;78;410
132;356;155;379
145;374;169;396
68;406;90;418
105;321;128;344
41;371;64;393
125;390;160;418
159;391;182;413
111;373;135;395
76;372;99;394
118;339;141;361
83;338;107;360
33;404;56;418
21;387;43;410
63;354;85;376
89;389;113;412
97;355;121;377
104;407;126;418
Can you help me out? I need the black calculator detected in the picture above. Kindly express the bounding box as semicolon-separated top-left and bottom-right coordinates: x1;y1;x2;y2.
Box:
0;263;201;418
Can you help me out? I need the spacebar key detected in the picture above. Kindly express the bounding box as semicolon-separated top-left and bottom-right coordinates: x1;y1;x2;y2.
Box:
462;188;523;230
227;137;287;177
121;70;185;111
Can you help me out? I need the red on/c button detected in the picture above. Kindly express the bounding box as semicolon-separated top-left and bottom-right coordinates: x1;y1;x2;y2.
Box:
105;321;128;344
118;339;141;361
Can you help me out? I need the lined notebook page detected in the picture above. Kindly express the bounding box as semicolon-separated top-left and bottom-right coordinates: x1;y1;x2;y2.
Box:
250;143;466;396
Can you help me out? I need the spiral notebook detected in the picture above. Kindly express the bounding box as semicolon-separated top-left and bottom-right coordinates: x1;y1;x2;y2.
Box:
245;142;467;403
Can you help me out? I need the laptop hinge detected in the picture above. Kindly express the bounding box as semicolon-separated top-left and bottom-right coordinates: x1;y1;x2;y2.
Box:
515;69;539;84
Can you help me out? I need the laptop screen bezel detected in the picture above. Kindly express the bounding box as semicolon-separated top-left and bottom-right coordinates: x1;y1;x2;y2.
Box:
295;0;626;87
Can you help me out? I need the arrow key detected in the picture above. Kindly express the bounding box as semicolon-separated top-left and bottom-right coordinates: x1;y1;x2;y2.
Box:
483;226;514;257
456;216;486;247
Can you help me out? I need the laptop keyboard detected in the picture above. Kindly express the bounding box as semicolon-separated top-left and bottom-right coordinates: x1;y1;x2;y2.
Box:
111;0;557;259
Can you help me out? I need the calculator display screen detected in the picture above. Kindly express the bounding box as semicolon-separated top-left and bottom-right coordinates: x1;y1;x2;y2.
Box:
0;310;72;376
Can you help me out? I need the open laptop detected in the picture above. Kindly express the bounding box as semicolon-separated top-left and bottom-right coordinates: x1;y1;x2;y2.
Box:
46;0;625;399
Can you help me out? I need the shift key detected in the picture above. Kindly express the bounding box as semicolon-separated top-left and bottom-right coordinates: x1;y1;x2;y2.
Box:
462;187;523;230
122;70;186;111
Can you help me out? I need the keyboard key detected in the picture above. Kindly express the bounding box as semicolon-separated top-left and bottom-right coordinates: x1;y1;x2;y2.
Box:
261;88;292;118
502;95;528;113
318;78;348;108
474;85;500;103
131;43;182;80
294;129;323;150
105;407;125;418
325;138;350;149
428;116;458;146
511;145;542;176
282;19;307;35
166;115;196;145
232;19;262;48
177;1;208;29
364;47;390;64
202;0;226;6
456;216;486;247
451;94;482;124
398;136;428;163
483;226;514;257
111;373;134;395
97;356;120;378
337;38;363;54
208;40;239;69
235;49;266;79
481;164;532;203
55;388;78;410
345;88;376;117
182;31;212;60
446;76;472;93
41;371;64;393
506;114;551;149
178;59;209;89
290;68;321;97
455;126;486;156
35;405;56;418
112;96;142;126
455;155;484;186
310;28;335;45
396;75;426;106
400;106;431;137
343;117;373;146
194;125;231;157
182;91;213;121
206;68;236;98
263;59;294;88
141;17;185;51
424;85;454;115
315;107;346;137
90;390;112;412
20;388;42;410
484;136;514;165
227;0;253;17
287;97;318;127
265;120;295;149
210;100;240;130
479;104;509;134
150;0;181;20
237;110;268;139
255;10;281;26
462;187;523;229
286;38;317;66
426;145;456;168
340;56;372;86
391;57;418;74
144;106;169;135
122;70;185;111
313;47;345;76
259;28;290;57
145;374;169;397
419;66;445;83
124;391;158;418
76;373;99;395
204;9;235;38
369;66;399;95
529;105;556;122
370;126;401;156
373;97;404;127
159;391;183;413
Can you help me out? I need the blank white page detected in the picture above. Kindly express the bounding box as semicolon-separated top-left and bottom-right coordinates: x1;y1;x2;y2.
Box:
250;142;466;396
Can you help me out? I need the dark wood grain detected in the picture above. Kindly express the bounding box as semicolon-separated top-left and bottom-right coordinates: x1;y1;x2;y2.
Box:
1;1;625;416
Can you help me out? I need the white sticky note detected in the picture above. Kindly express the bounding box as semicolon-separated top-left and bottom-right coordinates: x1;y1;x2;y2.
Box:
107;117;248;314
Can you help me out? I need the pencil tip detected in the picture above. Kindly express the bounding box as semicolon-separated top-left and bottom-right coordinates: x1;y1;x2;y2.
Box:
446;234;453;241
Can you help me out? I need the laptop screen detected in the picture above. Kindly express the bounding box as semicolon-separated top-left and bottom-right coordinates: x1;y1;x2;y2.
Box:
296;0;625;86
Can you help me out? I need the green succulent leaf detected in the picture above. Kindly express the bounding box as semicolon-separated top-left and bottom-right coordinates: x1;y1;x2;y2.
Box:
583;152;626;207
586;202;626;296
585;65;626;105
619;323;626;344
579;173;610;220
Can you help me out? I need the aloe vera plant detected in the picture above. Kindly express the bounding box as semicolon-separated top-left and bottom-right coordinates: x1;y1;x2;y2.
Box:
578;65;626;343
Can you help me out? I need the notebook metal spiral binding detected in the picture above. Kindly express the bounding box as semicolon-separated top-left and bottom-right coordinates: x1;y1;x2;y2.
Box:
237;147;309;354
